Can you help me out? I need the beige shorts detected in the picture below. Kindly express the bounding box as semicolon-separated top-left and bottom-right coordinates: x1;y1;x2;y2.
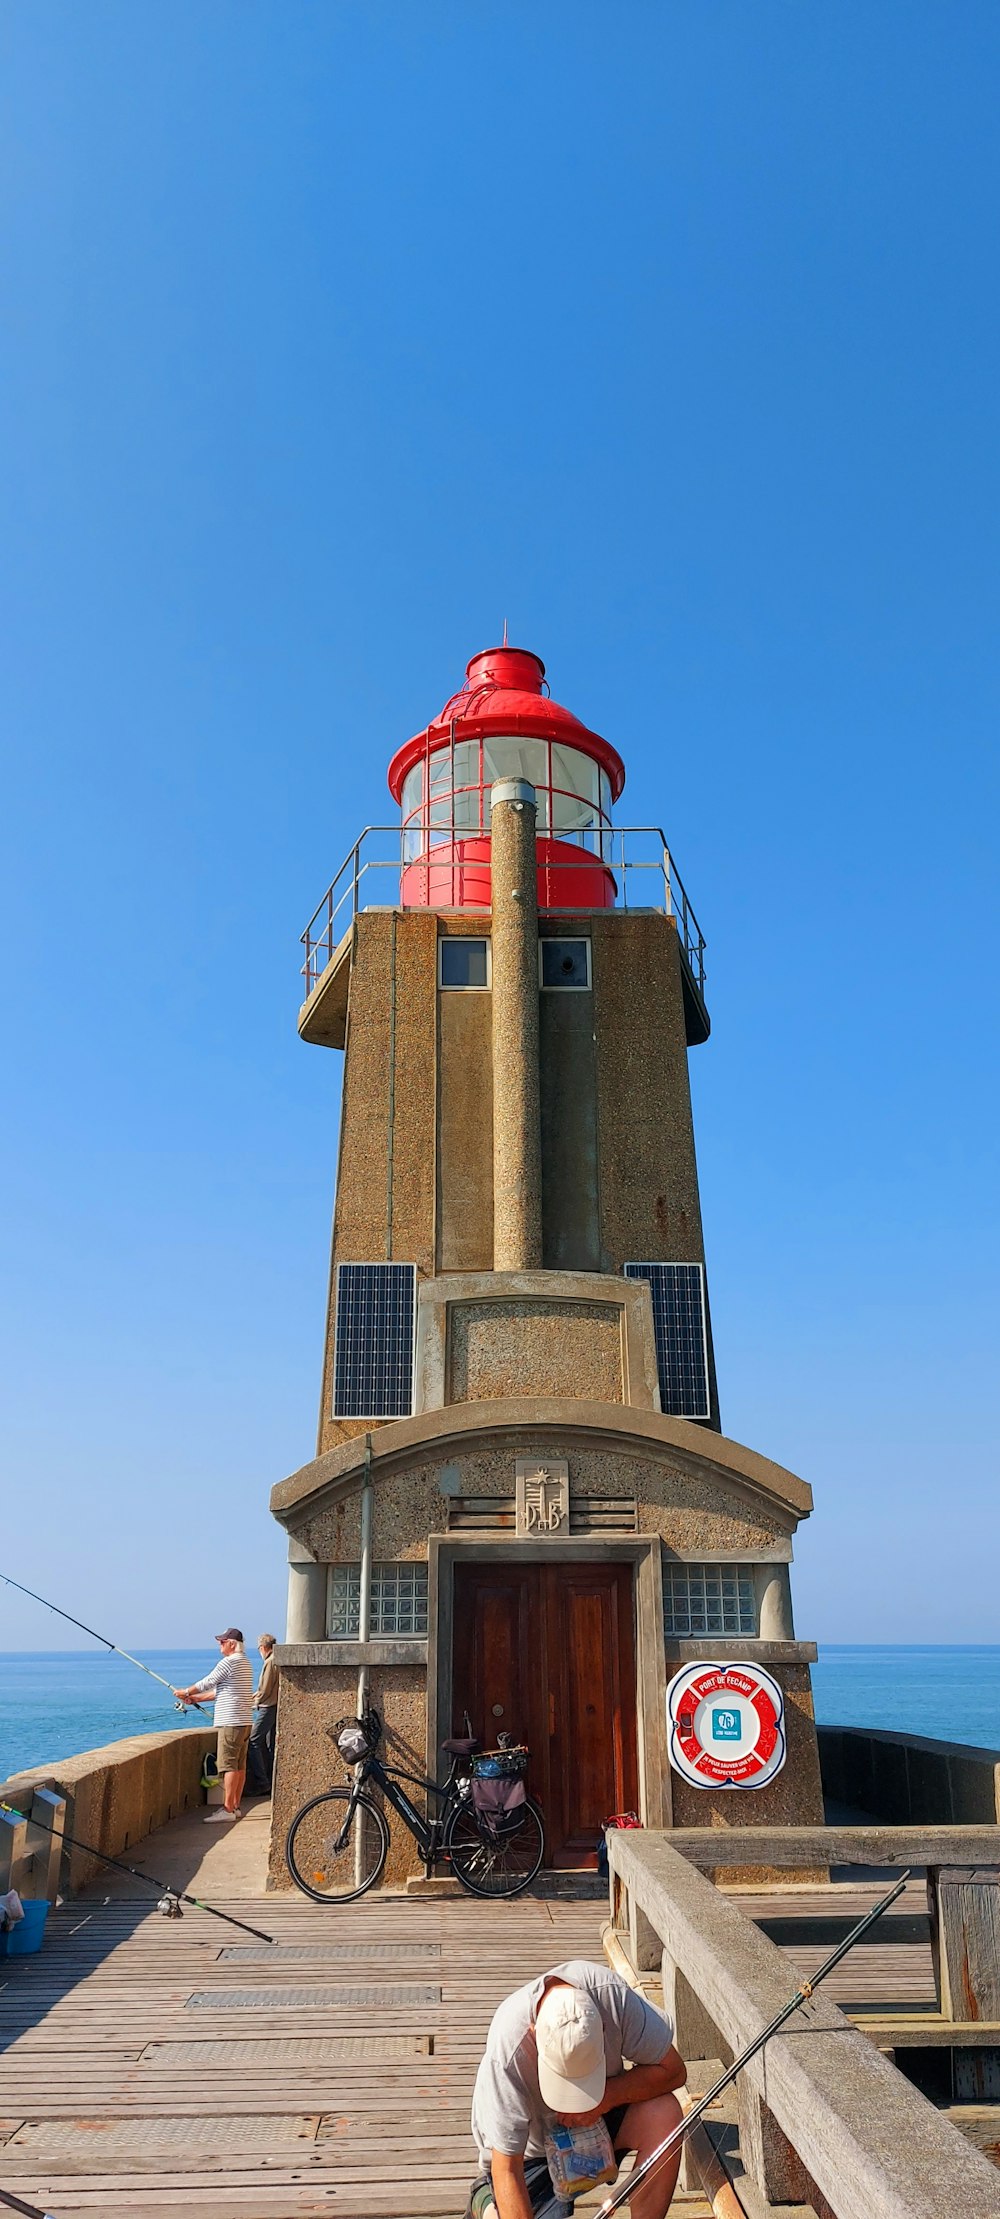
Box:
217;1725;251;1774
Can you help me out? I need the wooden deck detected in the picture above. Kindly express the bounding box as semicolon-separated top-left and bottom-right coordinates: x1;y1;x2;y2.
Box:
0;1809;938;2219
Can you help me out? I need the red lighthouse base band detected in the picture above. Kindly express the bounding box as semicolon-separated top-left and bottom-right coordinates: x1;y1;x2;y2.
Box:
399;833;617;913
667;1661;787;1790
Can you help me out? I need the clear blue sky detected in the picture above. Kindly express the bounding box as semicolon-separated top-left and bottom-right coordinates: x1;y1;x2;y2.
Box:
1;3;997;1653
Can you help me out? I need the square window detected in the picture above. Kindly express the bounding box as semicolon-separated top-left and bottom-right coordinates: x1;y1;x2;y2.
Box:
439;938;490;988
540;938;592;989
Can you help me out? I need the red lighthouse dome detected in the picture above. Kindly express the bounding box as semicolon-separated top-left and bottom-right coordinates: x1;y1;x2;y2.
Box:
388;647;625;911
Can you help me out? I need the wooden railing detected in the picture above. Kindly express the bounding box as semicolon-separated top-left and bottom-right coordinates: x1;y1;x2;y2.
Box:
607;1827;1000;2219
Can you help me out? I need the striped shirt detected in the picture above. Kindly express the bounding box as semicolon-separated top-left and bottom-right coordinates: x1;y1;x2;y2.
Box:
191;1652;254;1727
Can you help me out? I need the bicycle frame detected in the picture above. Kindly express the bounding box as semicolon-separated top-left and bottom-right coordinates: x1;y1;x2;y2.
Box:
345;1748;468;1875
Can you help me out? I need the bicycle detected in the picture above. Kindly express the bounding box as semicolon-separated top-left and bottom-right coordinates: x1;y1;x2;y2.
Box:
285;1705;546;1903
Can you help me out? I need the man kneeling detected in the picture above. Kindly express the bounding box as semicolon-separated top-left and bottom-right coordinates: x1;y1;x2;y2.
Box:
466;1958;686;2219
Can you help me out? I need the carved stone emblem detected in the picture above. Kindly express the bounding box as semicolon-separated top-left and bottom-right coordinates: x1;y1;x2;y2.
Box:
515;1458;569;1535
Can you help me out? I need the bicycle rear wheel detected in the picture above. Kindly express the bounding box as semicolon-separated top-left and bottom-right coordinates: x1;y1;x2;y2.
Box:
445;1794;545;1898
285;1787;389;1903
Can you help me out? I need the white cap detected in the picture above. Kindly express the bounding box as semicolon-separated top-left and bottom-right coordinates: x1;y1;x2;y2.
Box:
534;1984;607;2114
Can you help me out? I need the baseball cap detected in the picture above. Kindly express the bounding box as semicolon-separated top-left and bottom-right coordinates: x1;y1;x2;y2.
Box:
534;1985;607;2114
215;1627;243;1643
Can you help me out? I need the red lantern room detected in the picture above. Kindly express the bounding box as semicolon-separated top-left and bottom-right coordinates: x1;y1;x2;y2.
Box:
387;645;626;911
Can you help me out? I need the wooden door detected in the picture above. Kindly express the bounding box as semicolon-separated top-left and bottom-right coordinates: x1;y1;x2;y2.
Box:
451;1559;638;1867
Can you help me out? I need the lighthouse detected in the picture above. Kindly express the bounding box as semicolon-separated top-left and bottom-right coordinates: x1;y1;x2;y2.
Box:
268;647;824;1879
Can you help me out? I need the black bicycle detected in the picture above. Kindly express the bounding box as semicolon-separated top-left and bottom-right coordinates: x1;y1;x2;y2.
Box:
285;1706;546;1903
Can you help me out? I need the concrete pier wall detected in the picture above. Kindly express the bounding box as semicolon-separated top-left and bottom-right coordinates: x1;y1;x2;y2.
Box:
1;1725;216;1892
818;1722;1000;1826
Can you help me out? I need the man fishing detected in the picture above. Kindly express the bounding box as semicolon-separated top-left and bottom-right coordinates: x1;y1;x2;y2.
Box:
465;1959;686;2219
173;1628;254;1822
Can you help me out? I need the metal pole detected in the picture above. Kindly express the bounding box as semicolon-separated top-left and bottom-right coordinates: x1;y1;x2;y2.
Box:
355;1435;374;1888
449;716;456;906
357;1434;374;1670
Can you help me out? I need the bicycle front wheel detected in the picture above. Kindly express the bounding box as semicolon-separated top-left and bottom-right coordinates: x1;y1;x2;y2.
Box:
445;1794;546;1899
285;1787;389;1903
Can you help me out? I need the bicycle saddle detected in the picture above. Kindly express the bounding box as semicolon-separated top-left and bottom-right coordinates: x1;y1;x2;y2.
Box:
442;1735;481;1756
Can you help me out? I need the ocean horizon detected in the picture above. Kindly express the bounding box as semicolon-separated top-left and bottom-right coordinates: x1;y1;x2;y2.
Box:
1;1644;998;1784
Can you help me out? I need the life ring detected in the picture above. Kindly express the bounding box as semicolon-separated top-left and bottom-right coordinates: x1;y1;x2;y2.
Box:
667;1662;786;1790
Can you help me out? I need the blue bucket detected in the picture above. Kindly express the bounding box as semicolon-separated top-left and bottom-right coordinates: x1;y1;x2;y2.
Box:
0;1900;50;1956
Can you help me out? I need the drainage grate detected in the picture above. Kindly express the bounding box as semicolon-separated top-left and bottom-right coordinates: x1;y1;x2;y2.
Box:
218;1941;441;1963
186;1984;441;2010
7;2115;319;2155
142;2034;434;2065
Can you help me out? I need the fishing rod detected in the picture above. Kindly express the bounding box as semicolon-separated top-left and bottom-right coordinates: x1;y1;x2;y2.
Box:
0;1795;277;1946
0;2184;55;2218
598;1868;911;2217
0;1570;191;1713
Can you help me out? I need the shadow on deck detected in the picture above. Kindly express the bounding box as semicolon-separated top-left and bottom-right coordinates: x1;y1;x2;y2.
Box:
0;1900;152;2057
77;1794;274;1903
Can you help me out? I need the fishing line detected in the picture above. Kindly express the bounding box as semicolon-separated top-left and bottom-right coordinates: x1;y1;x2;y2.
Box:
598;1869;911;2217
0;1797;277;1946
0;1570;191;1713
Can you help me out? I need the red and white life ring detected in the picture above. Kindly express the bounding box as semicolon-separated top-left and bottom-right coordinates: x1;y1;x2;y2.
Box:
667;1662;786;1790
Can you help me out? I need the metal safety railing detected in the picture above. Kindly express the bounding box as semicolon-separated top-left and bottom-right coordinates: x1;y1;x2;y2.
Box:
300;823;706;1001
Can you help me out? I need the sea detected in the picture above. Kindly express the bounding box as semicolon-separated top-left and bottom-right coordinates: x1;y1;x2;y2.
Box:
2;1646;999;1783
0;1651;219;1782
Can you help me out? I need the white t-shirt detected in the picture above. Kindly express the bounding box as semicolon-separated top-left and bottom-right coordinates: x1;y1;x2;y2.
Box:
191;1652;254;1727
471;1959;674;2165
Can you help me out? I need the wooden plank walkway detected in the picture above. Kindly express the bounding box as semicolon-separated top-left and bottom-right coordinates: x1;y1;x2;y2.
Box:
0;1811;937;2219
0;1890;704;2218
731;1876;937;2013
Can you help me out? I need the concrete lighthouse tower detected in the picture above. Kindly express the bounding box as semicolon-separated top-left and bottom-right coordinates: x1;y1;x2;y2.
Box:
269;647;823;1881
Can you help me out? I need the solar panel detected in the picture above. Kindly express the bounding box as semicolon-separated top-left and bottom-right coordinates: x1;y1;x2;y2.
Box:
332;1262;416;1420
624;1261;710;1420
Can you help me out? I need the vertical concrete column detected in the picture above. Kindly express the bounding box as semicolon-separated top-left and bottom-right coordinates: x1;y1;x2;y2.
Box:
489;778;543;1270
285;1540;327;1642
757;1562;795;1642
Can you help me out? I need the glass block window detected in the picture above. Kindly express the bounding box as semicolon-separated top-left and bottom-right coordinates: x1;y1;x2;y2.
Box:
663;1563;756;1637
327;1561;429;1639
624;1261;710;1420
332;1262;415;1419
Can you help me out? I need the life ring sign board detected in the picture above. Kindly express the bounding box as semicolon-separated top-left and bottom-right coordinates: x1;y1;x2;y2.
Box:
667;1662;786;1790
